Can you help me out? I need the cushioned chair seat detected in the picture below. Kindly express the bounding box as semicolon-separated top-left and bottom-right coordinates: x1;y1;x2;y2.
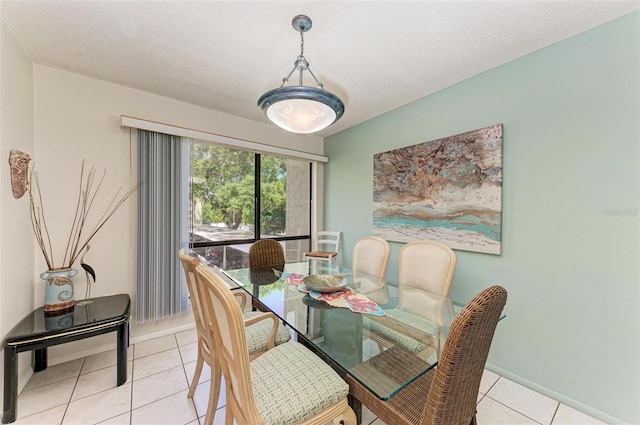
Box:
364;308;439;354
194;262;355;425
243;311;291;354
250;342;349;425
178;249;292;425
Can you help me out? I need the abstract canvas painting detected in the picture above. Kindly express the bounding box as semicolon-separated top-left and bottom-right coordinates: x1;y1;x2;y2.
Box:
373;124;503;255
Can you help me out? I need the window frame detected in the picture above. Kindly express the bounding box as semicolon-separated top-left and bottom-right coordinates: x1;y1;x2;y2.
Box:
188;149;313;249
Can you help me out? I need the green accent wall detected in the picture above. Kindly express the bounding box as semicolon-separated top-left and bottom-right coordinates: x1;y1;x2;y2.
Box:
325;12;639;424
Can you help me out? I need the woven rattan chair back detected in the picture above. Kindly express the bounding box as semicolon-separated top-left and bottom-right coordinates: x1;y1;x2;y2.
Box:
249;239;285;267
422;285;507;425
398;240;456;314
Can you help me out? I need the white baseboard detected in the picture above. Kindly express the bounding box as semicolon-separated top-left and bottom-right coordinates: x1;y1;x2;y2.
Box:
47;322;196;367
18;366;32;394
130;322;196;345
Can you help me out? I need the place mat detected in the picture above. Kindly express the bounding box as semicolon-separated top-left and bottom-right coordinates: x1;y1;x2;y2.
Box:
298;284;384;316
281;272;306;286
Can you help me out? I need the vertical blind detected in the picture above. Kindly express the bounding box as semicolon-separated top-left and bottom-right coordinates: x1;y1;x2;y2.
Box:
136;130;189;323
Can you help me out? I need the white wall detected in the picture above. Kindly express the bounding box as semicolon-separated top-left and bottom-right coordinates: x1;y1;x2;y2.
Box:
0;21;35;391
29;65;324;361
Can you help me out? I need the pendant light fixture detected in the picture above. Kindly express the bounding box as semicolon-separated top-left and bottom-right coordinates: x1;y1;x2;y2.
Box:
258;15;344;134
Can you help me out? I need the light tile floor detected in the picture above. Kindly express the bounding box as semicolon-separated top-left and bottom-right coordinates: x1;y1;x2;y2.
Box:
13;329;606;425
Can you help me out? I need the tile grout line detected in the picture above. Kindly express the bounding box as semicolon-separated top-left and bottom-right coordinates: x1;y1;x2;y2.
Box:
175;331;208;422
483;394;547;425
483;375;563;425
128;332;200;419
548;402;561;425
19;330;599;425
60;357;86;425
485;374;501;395
129;341;135;425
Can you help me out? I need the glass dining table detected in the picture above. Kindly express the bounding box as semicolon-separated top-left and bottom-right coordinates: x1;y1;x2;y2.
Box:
220;259;464;421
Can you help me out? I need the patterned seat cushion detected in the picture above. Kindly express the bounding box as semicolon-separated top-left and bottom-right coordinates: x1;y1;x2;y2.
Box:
243;311;291;354
363;308;439;353
250;342;348;424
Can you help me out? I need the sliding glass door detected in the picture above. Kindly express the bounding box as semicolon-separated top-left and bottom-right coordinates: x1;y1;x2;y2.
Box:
190;143;256;242
188;141;311;268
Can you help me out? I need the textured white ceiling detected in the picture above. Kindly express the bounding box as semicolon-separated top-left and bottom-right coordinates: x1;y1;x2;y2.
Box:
2;1;638;137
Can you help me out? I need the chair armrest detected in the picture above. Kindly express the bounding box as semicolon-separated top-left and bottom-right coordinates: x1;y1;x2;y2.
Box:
231;288;250;311
243;312;280;351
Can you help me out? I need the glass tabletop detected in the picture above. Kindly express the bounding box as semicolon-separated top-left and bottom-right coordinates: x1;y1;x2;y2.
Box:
221;260;459;400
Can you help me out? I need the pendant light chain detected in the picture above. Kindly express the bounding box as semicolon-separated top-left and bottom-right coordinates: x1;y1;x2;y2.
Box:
298;26;324;89
298;29;305;85
278;25;323;89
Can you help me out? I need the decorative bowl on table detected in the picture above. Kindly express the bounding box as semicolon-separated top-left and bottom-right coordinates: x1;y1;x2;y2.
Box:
303;274;348;293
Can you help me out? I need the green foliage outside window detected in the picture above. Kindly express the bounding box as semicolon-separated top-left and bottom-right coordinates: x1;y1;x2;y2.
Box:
190;143;287;233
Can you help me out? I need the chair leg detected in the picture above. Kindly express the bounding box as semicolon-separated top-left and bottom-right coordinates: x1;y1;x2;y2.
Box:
224;392;234;425
340;405;357;425
203;357;223;425
187;350;204;398
470;413;478;425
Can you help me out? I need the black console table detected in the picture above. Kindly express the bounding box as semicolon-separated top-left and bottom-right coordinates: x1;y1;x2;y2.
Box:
2;294;130;424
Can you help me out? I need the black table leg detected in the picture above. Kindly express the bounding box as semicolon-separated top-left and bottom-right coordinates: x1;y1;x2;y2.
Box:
348;393;363;425
116;320;128;386
33;349;47;372
3;347;18;424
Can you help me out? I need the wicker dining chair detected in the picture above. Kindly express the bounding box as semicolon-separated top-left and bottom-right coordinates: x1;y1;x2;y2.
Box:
177;250;290;425
248;239;285;267
194;263;357;425
349;285;507;425
247;240;285;310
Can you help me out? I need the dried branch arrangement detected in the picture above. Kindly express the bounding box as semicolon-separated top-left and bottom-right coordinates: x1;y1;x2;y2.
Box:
29;161;139;270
